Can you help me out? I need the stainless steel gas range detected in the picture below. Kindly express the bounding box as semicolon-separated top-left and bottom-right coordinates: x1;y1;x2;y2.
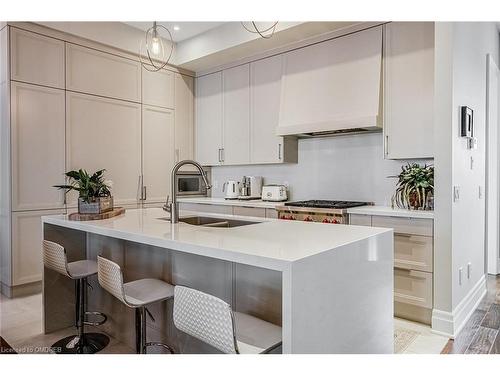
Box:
276;200;372;224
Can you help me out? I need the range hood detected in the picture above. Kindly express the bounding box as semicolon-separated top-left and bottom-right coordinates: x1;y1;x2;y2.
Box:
277;26;383;138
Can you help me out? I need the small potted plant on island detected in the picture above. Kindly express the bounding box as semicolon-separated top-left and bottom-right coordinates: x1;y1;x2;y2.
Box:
54;169;114;214
390;163;434;210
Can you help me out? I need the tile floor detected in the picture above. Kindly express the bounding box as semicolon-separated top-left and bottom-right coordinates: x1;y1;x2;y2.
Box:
1;290;451;354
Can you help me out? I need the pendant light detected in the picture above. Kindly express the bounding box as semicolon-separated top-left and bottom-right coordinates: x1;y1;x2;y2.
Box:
241;22;278;39
139;22;174;72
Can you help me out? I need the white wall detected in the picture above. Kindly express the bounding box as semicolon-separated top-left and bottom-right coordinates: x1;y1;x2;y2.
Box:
432;22;500;336
451;23;499;308
211;133;431;205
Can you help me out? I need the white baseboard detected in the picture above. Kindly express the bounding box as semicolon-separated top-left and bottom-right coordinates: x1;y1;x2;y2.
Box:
431;275;487;338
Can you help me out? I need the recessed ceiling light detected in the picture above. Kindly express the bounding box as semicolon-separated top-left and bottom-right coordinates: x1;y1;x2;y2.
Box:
173;25;180;31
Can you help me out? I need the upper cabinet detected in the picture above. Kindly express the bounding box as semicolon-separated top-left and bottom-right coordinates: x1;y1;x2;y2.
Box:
175;73;195;163
384;22;434;159
195;71;223;166
142;67;174;109
223;64;250;165
10;28;65;89
66;44;141;102
250;55;297;164
195;60;298;167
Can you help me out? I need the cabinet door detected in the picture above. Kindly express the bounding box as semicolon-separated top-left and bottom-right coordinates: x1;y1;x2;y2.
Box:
384;22;434;159
66;44;141;102
11;82;66;211
66;92;142;206
142;105;175;203
195;72;223;166
223;64;250;164
250;55;283;163
10;28;65;88
175;74;194;163
394;234;433;272
142;67;174;109
12;209;65;285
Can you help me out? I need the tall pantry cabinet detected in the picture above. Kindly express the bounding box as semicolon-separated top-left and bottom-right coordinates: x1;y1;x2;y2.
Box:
0;24;195;297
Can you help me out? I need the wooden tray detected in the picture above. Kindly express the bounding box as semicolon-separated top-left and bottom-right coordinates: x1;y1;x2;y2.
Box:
68;207;125;221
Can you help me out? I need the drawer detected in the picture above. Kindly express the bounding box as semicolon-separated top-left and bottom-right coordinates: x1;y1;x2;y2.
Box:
349;214;372;226
178;202;232;215
372;215;433;236
394;234;433;272
233;206;266;218
394;268;433;309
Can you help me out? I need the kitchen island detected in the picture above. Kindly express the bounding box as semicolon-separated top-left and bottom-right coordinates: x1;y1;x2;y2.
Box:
42;208;394;354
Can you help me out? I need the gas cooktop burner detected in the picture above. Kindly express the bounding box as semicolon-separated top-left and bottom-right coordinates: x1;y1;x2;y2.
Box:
284;200;370;209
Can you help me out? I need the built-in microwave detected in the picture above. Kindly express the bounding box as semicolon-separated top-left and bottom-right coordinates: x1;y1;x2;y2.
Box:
175;169;210;197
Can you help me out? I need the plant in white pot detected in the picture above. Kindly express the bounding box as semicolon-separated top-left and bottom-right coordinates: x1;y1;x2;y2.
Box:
54;169;114;214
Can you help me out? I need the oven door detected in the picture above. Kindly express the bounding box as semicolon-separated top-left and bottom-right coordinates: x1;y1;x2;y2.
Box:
176;173;208;196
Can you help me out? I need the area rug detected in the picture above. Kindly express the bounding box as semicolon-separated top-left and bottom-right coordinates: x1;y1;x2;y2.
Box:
394;328;420;353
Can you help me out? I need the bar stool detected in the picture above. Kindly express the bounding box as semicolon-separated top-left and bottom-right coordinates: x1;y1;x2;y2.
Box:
96;256;175;354
173;285;282;354
42;240;109;354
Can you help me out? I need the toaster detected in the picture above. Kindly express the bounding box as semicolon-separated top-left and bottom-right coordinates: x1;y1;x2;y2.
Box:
261;185;288;202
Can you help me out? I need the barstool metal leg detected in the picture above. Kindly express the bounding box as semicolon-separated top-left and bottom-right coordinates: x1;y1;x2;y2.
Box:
136;307;147;354
51;277;110;354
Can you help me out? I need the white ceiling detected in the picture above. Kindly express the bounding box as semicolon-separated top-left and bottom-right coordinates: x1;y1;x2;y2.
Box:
124;22;226;42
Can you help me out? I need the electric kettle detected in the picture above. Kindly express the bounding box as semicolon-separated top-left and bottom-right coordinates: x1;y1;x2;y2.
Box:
223;180;240;199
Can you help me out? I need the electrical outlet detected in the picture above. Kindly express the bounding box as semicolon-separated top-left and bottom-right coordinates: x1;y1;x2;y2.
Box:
467;263;472;279
470;156;474;170
453;186;460;202
459;267;463;285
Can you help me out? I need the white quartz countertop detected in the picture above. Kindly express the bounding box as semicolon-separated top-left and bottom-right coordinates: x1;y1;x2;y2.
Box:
347;205;434;219
42;208;391;271
177;197;282;209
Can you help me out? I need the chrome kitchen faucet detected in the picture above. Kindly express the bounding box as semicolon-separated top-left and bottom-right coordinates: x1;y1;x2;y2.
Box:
163;160;211;223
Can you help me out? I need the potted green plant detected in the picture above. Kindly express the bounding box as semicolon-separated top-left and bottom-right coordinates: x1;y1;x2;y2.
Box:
390;163;434;210
54;169;114;214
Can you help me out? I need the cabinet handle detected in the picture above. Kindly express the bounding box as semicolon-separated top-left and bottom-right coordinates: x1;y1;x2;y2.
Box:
385;135;389;155
218;148;222;163
278;143;282;160
222;148;225;162
143;186;147;201
138;175;143;200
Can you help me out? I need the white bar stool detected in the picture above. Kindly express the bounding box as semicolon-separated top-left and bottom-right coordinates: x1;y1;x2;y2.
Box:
96;256;175;354
42;240;109;354
173;285;282;354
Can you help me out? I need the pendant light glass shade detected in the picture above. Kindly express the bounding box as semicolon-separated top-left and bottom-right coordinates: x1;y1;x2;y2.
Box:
139;22;174;72
241;22;278;39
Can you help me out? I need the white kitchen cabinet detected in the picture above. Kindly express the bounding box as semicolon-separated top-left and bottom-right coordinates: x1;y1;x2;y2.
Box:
175;73;195;163
384;22;434;159
250;55;297;164
10;28;65;89
142;105;175;203
142;67;174;109
195;71;223;166
11;82;66;211
223;64;250;165
66;92;142;206
66;43;141;102
178;202;233;215
12;209;65;285
233;206;266;218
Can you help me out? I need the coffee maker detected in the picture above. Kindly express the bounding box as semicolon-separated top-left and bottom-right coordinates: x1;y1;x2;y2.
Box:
238;176;263;200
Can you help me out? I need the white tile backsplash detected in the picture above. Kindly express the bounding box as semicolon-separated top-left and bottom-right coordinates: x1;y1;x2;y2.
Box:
210;133;432;205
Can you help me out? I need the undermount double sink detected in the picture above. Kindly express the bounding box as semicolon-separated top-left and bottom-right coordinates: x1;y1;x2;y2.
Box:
158;216;259;228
